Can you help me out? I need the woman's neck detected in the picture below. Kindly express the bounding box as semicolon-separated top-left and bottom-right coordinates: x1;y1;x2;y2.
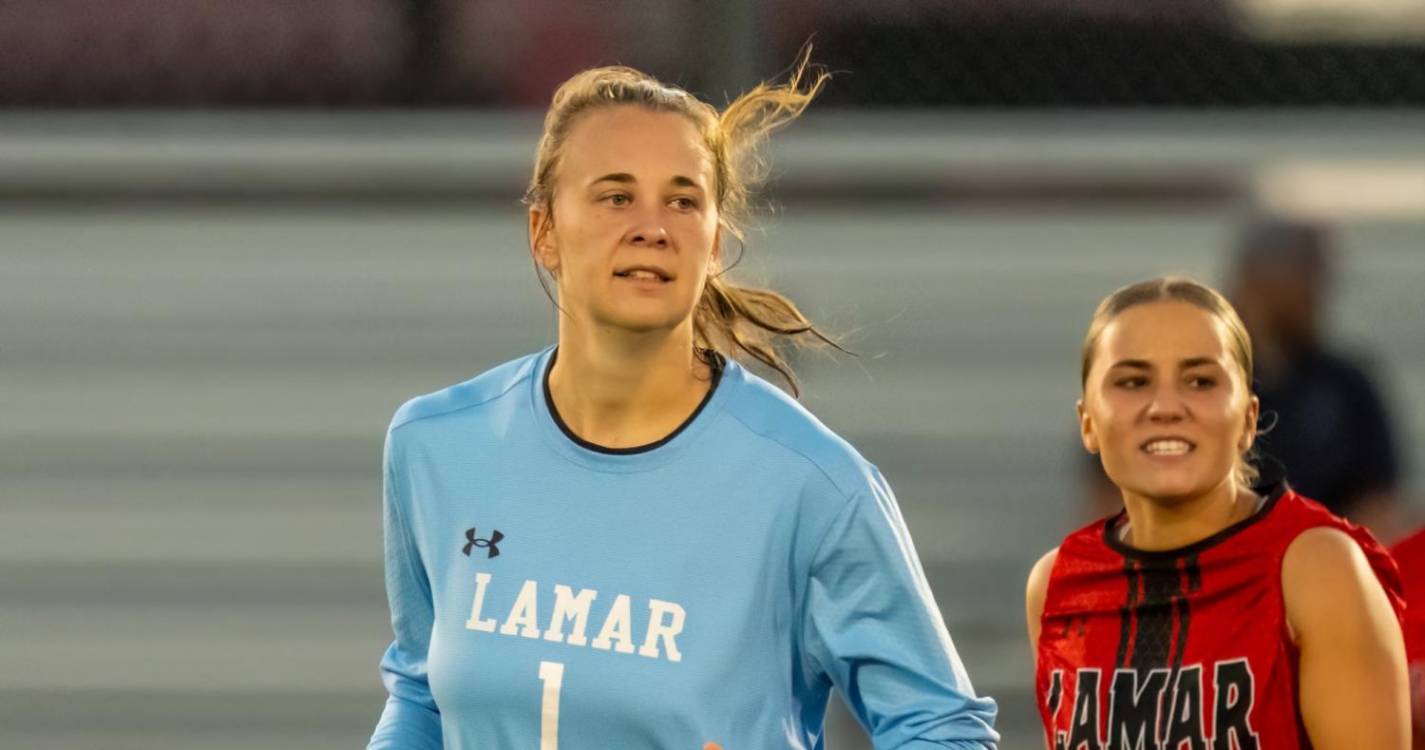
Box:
1119;478;1257;552
548;320;714;449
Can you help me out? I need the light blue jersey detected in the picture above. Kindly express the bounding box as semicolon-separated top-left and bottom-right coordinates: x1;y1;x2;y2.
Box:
368;347;998;749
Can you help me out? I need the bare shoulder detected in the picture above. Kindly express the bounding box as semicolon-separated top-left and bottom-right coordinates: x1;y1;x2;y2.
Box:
1282;526;1385;639
1026;547;1061;614
1281;528;1407;748
1283;526;1370;581
1026;547;1060;648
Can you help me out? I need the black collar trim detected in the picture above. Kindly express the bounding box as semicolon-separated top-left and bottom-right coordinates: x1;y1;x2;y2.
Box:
542;348;724;456
1103;481;1290;561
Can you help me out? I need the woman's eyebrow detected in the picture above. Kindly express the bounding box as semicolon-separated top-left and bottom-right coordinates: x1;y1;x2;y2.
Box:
589;172;636;187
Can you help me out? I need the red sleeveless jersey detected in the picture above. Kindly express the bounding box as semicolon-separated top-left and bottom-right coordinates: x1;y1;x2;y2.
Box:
1389;527;1425;748
1035;487;1403;750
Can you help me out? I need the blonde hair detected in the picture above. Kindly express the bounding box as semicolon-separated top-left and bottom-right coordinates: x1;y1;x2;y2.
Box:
1080;276;1260;488
523;50;837;395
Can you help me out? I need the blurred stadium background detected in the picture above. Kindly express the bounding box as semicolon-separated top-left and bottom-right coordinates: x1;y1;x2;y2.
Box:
1;1;1423;748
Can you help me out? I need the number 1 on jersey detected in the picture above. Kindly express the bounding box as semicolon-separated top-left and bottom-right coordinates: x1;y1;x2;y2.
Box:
538;660;564;750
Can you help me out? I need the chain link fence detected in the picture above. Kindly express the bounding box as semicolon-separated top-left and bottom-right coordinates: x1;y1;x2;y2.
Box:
788;3;1425;107
2;0;1422;107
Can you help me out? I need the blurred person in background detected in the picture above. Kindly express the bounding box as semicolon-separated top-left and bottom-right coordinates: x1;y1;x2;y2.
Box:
1227;217;1405;538
1028;277;1407;749
366;56;999;750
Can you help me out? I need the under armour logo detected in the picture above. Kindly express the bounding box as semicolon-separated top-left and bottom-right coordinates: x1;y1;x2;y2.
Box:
463;527;503;559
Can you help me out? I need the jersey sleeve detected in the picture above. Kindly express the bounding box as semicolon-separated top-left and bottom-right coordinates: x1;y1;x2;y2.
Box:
800;467;999;748
367;427;443;750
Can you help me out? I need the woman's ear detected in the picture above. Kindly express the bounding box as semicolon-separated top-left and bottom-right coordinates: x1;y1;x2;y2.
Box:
529;207;559;274
1239;395;1261;453
1077;398;1100;455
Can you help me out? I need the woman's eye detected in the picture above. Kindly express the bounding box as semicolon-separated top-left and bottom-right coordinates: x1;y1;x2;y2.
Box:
1115;377;1146;389
1188;376;1217;389
669;197;697;210
604;194;630;206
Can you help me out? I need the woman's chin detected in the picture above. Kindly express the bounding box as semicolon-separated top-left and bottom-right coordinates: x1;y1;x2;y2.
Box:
597;314;687;336
1123;475;1218;506
596;304;695;335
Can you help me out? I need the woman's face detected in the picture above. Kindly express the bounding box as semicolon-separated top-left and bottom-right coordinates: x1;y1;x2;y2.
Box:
530;105;720;336
1078;300;1259;505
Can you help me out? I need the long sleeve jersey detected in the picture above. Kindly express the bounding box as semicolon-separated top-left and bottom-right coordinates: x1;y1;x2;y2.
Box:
368;347;998;749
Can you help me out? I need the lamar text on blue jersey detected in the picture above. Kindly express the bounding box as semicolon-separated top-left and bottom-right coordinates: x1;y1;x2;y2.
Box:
367;347;999;750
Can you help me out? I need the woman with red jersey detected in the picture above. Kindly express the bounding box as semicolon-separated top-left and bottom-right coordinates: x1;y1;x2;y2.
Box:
1026;277;1408;749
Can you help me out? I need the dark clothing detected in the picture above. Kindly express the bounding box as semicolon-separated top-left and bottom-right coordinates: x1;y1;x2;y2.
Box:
1254;348;1400;517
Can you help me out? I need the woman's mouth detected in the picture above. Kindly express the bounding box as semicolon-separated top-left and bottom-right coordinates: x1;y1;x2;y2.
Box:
1141;438;1195;456
613;266;672;283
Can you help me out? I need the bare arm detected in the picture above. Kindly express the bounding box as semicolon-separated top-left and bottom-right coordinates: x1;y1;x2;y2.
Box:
1025;548;1059;750
1284;527;1409;750
1025;549;1059;662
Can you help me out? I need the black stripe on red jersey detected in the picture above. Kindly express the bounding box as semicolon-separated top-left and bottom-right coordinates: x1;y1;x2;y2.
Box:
1045;668;1063;718
1174;554;1202;669
1107;485;1287;673
1116;553;1206;675
1128;558;1182;670
1116;560;1138;669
